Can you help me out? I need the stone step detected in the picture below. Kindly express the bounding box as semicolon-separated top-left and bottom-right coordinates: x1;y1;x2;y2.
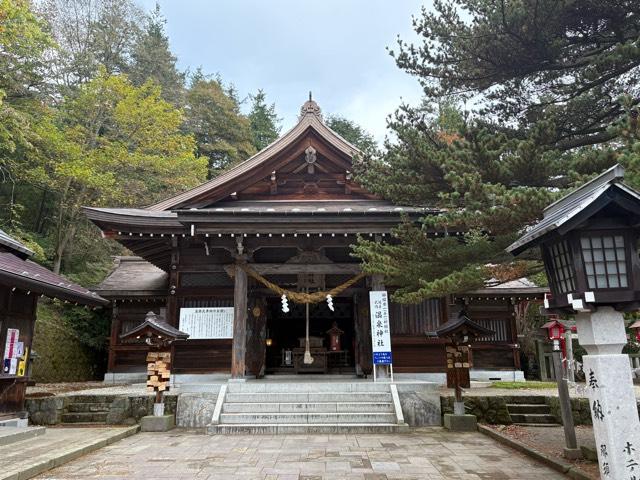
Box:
222;402;394;414
509;413;558;424
61;412;108;424
208;423;408;434
0;426;46;446
506;404;551;415
505;396;547;405
64;394;112;403
513;423;560;427
219;412;397;424
66;402;112;413
226;382;391;394
225;392;393;403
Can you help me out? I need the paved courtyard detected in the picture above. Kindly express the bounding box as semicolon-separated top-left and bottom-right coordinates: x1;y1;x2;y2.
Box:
34;428;567;480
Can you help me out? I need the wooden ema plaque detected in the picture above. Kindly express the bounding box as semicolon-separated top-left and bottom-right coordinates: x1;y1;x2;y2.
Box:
445;345;471;389
146;351;171;393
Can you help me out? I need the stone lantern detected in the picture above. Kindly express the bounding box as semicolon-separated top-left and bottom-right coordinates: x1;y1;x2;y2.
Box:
509;164;640;314
508;164;640;477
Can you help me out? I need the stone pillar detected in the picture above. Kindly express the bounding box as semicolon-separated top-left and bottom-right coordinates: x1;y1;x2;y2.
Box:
575;306;640;479
231;263;248;380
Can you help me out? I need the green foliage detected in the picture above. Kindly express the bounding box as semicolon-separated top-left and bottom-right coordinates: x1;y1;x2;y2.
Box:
38;0;143;90
248;89;281;151
392;0;640;150
185;74;256;177
128;3;185;105
356;2;640;302
326;115;378;154
13;70;205;272
31;302;108;382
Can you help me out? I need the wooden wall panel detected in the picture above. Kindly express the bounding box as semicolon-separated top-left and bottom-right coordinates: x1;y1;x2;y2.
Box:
391;336;447;373
390;299;442;335
171;339;231;373
471;345;516;369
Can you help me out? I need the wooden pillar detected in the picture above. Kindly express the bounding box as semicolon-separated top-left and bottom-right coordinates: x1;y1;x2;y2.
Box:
231;262;248;379
167;236;179;327
107;302;119;372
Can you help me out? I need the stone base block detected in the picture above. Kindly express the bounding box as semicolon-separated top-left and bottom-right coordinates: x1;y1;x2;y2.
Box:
140;414;175;432
563;447;582;460
443;413;477;431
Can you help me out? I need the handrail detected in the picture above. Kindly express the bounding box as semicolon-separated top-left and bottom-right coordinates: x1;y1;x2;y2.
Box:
390;384;405;425
210;384;227;425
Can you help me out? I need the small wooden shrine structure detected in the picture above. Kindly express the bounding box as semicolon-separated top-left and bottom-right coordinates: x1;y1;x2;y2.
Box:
0;229;107;419
120;311;188;405
88;98;543;381
427;311;493;404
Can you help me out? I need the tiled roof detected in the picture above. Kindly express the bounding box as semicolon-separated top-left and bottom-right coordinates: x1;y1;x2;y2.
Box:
508;164;640;255
0;252;107;306
96;256;168;296
0;229;34;257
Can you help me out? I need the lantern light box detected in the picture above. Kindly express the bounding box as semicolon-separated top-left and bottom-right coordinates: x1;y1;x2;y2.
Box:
508;164;640;314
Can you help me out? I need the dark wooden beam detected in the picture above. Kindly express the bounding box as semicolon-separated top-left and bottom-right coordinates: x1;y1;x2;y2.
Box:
251;263;362;275
231;262;248;379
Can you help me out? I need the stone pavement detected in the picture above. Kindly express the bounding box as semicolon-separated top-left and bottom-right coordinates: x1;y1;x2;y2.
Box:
33;428;566;480
0;426;138;480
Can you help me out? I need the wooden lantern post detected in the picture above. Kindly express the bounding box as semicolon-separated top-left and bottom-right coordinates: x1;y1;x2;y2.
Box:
120;311;189;416
427;311;493;430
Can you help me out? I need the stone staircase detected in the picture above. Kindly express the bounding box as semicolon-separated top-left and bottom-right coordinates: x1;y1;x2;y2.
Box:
207;382;408;434
506;397;558;426
61;395;112;425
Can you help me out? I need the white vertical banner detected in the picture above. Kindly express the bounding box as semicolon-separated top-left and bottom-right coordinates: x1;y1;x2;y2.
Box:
369;291;392;366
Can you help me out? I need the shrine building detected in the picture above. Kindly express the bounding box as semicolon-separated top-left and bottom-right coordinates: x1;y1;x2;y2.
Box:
86;98;542;383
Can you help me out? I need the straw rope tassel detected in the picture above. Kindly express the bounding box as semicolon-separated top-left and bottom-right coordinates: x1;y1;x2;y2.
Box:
303;294;314;364
239;264;366;304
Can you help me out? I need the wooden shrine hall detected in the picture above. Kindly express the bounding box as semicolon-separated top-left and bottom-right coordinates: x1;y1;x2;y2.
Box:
87;98;539;383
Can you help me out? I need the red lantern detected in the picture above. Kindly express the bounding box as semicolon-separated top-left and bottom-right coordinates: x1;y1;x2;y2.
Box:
629;320;640;342
542;319;565;341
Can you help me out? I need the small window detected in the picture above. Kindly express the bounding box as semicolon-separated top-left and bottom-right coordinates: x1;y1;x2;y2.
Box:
548;240;575;293
580;235;627;289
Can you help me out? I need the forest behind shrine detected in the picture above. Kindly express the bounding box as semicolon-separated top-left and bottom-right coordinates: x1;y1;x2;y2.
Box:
2;0;640;375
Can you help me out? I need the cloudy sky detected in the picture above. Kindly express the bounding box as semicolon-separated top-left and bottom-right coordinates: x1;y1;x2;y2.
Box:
137;0;427;142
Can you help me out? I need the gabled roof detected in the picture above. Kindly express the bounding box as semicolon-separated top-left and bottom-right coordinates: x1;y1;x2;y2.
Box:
508;164;640;255
148;98;362;211
120;311;188;341
426;312;494;338
96;256;168;297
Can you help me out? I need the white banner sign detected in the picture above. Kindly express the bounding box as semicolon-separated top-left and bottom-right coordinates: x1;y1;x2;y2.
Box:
369;291;392;365
179;307;234;339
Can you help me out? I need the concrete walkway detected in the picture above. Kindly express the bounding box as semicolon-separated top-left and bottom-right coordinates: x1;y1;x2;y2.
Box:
0;426;138;480
33;428;566;479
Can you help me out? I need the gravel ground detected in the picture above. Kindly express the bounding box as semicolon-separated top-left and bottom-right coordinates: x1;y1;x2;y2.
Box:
488;424;600;479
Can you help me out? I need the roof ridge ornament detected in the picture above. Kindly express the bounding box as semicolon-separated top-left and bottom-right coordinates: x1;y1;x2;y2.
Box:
299;91;323;121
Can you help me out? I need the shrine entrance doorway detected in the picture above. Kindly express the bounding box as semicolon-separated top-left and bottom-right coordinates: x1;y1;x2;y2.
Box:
264;297;356;375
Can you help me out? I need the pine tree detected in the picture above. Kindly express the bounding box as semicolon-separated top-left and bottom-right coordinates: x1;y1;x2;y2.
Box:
128;3;185;105
354;1;640;302
248;90;281;151
392;0;640;151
